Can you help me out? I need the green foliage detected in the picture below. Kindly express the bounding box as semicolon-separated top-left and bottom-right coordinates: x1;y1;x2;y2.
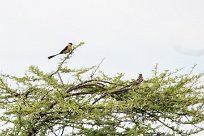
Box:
0;43;204;136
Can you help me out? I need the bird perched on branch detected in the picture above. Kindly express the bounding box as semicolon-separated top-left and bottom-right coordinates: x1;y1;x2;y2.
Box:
48;43;73;59
134;74;143;85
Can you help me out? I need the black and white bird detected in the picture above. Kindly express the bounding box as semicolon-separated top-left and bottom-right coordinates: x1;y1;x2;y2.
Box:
48;43;73;59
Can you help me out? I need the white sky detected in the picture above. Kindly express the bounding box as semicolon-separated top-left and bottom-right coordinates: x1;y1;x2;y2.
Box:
0;0;204;79
0;1;204;135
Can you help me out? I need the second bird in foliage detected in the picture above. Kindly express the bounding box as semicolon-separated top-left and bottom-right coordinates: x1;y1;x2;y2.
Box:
134;74;143;85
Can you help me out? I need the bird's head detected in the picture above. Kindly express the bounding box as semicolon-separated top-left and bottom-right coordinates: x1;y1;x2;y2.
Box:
139;74;143;77
68;43;73;45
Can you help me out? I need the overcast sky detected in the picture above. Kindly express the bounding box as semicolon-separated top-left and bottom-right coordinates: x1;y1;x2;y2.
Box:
0;0;204;79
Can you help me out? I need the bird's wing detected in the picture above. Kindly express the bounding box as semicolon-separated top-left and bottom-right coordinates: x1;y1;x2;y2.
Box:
59;46;68;54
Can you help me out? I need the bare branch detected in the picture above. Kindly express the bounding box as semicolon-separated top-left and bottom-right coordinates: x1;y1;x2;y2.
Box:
57;72;64;86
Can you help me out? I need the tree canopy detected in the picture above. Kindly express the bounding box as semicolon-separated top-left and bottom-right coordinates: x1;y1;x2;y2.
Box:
0;42;204;136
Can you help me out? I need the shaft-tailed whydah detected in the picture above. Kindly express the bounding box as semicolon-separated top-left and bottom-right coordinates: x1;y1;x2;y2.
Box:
48;43;73;59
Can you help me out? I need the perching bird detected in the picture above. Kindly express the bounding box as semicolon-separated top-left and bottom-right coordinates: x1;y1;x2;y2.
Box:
134;74;143;85
48;43;73;59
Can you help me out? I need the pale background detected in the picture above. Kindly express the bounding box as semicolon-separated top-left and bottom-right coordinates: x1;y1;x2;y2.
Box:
0;0;204;134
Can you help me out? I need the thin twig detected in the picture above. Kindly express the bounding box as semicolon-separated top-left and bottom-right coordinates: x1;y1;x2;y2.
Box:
61;126;65;136
90;58;105;79
92;94;106;104
57;72;64;86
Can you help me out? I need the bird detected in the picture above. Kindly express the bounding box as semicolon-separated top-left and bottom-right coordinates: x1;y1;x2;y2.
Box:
48;43;73;59
134;74;143;85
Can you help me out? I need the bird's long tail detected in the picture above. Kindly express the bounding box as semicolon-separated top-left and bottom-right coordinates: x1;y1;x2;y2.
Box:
48;54;59;59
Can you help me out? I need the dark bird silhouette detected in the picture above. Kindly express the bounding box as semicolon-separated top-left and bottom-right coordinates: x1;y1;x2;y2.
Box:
48;43;73;59
134;74;143;85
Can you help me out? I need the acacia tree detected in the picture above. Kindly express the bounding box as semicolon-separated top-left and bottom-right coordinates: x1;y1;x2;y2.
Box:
0;42;204;136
